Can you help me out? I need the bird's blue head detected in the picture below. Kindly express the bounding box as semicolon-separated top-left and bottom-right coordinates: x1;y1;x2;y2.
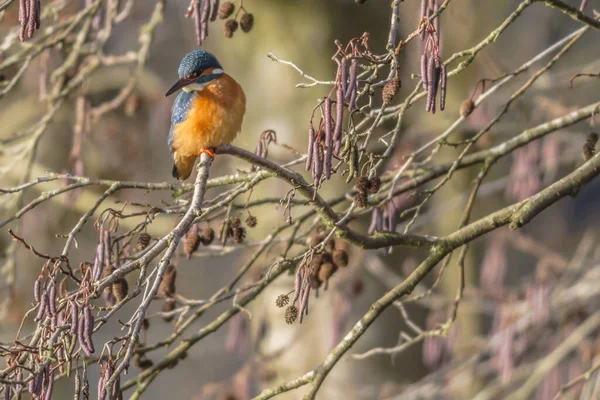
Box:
165;50;224;97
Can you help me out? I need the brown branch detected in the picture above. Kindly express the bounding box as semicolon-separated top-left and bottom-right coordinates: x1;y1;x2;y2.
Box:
255;150;600;399
537;0;600;31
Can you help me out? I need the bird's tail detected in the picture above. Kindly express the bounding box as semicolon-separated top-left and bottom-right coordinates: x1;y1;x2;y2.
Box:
172;152;196;181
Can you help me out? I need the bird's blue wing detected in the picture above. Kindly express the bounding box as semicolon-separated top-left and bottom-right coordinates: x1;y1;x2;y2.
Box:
168;91;197;150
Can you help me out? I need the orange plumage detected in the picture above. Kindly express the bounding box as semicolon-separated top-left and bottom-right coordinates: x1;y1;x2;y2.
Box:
170;71;246;180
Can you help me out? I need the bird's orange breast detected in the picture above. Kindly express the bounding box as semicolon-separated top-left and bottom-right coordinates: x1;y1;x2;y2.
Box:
172;73;246;157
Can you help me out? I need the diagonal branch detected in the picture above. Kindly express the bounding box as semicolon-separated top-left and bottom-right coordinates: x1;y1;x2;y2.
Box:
256;149;600;400
537;0;600;31
104;152;212;390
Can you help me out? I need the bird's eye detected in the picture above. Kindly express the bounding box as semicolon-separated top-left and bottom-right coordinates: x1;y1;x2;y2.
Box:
187;72;198;79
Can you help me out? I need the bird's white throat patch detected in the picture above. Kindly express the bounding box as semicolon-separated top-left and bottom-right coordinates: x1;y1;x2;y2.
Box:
182;68;224;93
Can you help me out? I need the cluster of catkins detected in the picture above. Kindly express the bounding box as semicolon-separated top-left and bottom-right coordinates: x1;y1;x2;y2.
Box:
26;274;97;398
18;0;41;41
305;54;359;187
91;229;129;307
186;0;253;45
276;233;350;325
97;360;123;400
420;0;447;114
251;129;276;172
33;273;96;356
25;364;53;399
183;224;215;259
368;200;400;235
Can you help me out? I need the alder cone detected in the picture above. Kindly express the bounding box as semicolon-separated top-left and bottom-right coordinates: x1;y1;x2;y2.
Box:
459;99;475;118
382;77;401;104
218;2;234;19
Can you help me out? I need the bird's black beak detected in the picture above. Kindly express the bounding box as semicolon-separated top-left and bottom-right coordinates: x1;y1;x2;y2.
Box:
165;77;193;97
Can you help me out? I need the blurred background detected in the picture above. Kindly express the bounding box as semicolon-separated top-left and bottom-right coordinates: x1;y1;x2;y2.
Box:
1;0;600;399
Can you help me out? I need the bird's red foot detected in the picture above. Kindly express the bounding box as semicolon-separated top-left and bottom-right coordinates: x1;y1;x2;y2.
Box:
197;147;216;159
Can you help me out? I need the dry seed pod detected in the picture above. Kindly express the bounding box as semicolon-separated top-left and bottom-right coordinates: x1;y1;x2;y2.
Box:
218;1;234;19
310;254;324;271
136;233;151;251
324;238;336;253
103;264;115;295
245;215;257;228
368;176;381;193
356;176;369;193
355;176;369;207
158;264;177;298
142;318;150;331
332;249;349;267
239;13;253;32
201;227;215;245
162;301;175;322
184;225;201;259
112;278;128;302
318;262;337;282
233;227;246;244
285;305;298;324
382;77;401;104
219;219;233;241
309;233;325;248
224;19;238;38
229;217;241;229
275;294;289;308
459;99;474;118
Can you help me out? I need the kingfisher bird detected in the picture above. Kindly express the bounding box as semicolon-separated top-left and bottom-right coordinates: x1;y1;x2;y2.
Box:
165;50;246;180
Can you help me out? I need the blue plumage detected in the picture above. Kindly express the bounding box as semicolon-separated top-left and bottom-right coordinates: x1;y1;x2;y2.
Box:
168;90;197;149
177;50;222;79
